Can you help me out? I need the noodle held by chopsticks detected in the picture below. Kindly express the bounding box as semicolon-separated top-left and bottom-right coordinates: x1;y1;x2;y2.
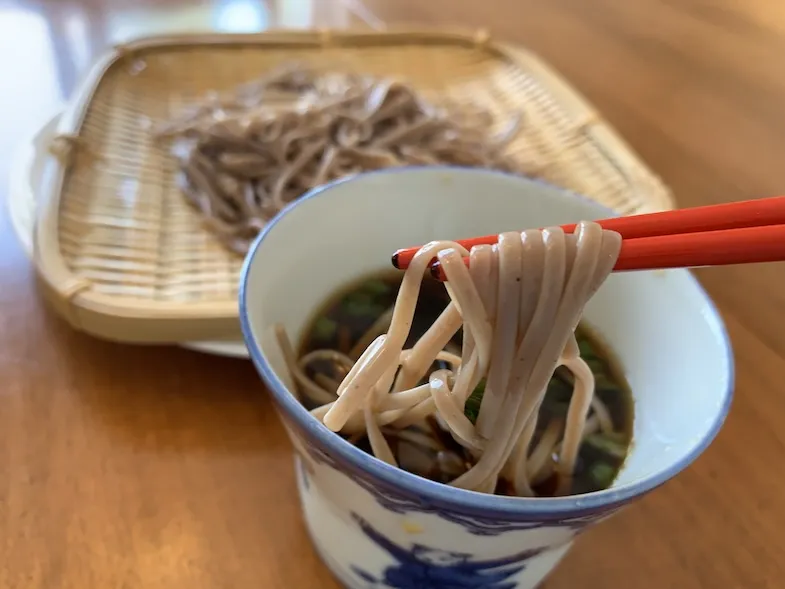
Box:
277;222;623;497
155;64;523;254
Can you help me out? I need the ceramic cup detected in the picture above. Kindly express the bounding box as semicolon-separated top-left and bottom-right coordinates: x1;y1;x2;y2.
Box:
240;167;733;589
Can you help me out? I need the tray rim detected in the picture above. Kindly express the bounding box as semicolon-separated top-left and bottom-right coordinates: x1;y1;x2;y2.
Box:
34;27;674;343
7;111;248;356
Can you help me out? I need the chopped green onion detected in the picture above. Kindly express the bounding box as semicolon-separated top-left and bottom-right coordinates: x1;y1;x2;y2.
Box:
342;297;385;317
361;279;391;296
312;317;338;341
584;433;628;459
344;291;373;306
577;335;596;358
586;358;606;373
588;461;617;488
463;379;486;424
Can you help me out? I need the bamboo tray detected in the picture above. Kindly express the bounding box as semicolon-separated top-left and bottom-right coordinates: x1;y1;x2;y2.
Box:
33;28;674;344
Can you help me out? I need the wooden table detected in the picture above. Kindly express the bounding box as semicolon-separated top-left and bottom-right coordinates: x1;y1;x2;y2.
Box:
1;1;783;587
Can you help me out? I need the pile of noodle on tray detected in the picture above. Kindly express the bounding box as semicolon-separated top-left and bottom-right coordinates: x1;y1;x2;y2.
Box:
154;63;523;254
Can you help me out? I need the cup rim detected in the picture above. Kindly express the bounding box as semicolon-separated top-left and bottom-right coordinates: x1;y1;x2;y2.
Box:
239;165;734;520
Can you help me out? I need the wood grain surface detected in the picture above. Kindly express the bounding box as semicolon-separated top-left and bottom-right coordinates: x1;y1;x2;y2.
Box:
1;0;783;587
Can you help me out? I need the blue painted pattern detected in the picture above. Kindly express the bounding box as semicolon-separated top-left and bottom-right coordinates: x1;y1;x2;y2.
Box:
350;513;546;588
300;443;617;536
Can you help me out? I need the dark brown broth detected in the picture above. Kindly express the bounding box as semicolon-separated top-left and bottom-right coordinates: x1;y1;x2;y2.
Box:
298;271;459;386
298;270;634;496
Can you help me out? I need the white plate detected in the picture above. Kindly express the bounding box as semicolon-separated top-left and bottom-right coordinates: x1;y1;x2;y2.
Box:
7;113;250;359
180;340;250;358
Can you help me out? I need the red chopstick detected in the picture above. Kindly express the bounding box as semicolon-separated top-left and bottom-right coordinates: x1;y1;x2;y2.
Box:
391;195;785;270
429;223;785;280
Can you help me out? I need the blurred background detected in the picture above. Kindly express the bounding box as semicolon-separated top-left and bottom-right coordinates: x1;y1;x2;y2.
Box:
1;1;784;588
4;0;783;222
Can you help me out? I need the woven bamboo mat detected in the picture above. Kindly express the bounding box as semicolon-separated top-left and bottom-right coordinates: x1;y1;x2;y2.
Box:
34;30;673;343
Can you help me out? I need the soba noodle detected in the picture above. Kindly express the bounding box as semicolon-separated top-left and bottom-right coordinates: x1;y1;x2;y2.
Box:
276;221;624;497
156;64;522;255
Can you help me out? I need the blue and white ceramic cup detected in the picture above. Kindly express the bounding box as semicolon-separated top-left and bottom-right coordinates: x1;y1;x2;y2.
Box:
240;167;733;589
